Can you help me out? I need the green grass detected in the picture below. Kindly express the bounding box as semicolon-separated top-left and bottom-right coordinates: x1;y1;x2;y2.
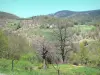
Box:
29;28;54;41
73;25;96;32
19;28;55;41
0;59;100;75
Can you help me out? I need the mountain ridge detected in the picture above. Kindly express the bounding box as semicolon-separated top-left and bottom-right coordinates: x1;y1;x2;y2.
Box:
0;9;100;18
50;9;100;18
0;9;100;26
0;11;19;19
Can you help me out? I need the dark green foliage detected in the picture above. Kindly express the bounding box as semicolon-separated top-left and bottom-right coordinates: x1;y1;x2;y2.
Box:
16;23;21;30
70;39;100;67
7;22;21;30
39;24;49;29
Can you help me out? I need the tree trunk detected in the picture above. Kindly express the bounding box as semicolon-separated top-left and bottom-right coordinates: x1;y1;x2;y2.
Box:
57;69;60;75
61;51;65;63
43;59;47;69
62;55;65;63
11;59;14;71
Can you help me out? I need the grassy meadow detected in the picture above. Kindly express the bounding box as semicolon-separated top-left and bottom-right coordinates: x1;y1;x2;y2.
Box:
0;58;100;75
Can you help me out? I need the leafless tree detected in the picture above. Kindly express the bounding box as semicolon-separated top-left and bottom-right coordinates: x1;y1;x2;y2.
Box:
54;19;73;63
33;36;55;69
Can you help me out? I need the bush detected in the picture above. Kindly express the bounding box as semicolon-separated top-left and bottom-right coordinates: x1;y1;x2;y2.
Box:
16;23;21;30
40;25;49;29
0;29;8;58
0;58;11;69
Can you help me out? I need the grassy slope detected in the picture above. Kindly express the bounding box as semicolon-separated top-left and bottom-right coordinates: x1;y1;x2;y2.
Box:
73;25;95;31
0;59;100;75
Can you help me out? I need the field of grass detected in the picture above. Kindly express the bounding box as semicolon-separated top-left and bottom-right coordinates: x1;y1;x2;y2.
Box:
73;25;96;32
27;28;55;41
0;63;100;75
0;58;100;75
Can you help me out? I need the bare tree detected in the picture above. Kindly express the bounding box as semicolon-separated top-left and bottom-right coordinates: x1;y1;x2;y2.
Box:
33;36;54;69
54;19;73;63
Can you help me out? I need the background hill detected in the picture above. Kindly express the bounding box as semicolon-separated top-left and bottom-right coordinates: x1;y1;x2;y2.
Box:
51;9;100;18
50;9;100;25
50;10;76;17
0;9;100;27
0;11;19;19
30;9;100;25
0;11;19;27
